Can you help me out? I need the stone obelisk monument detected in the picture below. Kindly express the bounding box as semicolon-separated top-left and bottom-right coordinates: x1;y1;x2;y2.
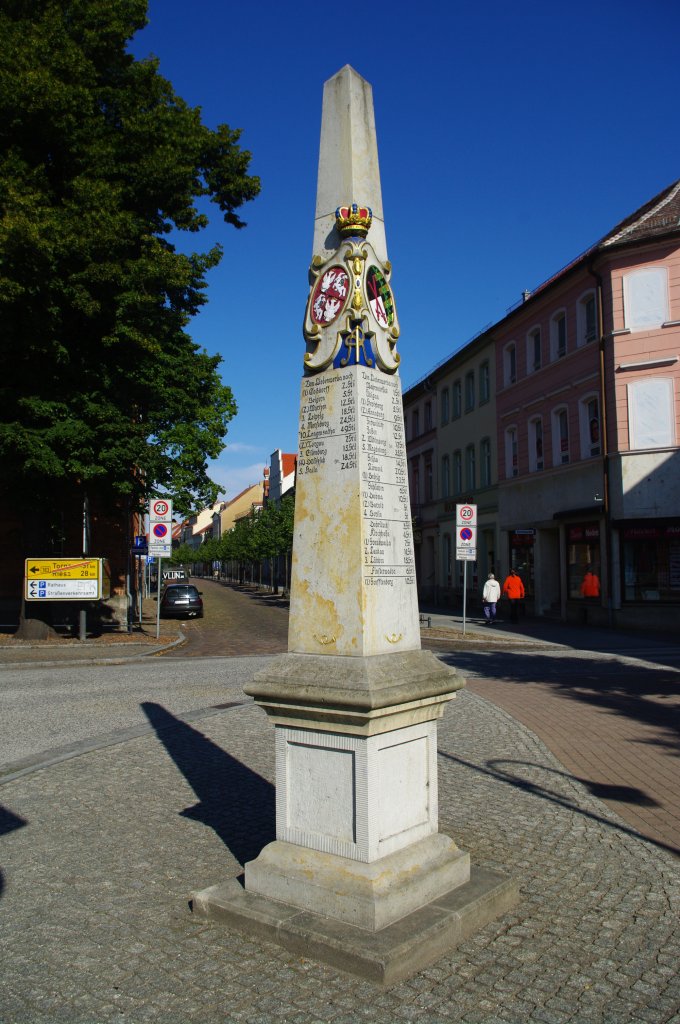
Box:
192;66;517;985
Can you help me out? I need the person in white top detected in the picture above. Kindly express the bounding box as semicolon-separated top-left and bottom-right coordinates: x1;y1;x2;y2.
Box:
482;573;501;625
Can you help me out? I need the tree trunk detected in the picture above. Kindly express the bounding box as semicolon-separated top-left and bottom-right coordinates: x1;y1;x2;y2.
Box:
15;595;59;640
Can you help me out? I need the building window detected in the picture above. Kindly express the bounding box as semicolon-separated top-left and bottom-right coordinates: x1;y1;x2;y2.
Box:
480;437;491;486
577;292;597;346
452;380;462;419
465;444;476;490
527;327;542;372
552;407;570;464
440;387;450;426
441;455;450;498
503;343;516;386
424;400;432;432
622;524;680;603
568;524;601;600
412;409;419;438
528;417;544;472
628;378;675;449
464;371;475;412
623;267;669;331
579;395;601;458
479;361;490;404
443;533;452;588
424;455;433;500
550;311;567;360
505;426;518;478
411;459;420;504
453;450;462;494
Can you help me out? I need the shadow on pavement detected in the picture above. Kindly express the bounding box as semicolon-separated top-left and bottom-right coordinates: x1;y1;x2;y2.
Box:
141;702;275;866
0;803;28;901
438;750;680;858
439;650;680;755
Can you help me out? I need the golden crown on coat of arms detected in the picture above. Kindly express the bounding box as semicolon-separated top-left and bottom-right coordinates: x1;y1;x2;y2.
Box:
335;203;372;237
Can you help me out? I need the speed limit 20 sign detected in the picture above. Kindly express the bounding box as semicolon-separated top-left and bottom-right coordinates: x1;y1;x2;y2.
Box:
150;498;173;522
455;503;477;527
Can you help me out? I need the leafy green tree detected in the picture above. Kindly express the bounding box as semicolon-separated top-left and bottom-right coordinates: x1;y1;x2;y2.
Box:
0;0;259;520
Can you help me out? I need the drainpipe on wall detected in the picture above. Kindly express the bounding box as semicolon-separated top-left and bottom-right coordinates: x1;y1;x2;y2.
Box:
588;258;614;626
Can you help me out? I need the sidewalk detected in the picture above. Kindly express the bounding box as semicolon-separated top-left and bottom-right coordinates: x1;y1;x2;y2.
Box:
0;597;183;667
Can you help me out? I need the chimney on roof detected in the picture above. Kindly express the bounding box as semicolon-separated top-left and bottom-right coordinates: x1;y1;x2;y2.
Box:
522;290;532;303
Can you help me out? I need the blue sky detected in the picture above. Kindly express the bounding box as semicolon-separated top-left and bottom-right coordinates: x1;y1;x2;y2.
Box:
130;0;680;504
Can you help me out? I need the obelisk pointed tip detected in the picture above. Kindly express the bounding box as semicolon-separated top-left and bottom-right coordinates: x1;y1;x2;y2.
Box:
325;64;369;86
314;65;385;262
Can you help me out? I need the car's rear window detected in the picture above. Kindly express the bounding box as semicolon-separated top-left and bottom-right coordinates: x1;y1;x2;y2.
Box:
165;586;199;598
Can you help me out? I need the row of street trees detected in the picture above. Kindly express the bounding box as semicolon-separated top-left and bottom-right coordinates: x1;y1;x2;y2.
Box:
171;495;295;592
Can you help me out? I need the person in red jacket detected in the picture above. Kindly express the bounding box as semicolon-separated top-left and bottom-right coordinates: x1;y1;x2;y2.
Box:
581;568;600;599
502;569;525;621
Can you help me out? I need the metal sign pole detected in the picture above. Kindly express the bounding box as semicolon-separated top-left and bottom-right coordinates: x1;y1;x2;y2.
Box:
156;557;162;639
462;560;467;636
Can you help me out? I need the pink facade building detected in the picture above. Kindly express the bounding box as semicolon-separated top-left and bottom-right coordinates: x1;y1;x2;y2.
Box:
404;179;680;629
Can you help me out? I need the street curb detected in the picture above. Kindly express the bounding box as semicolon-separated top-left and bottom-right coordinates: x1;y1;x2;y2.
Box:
0;629;187;670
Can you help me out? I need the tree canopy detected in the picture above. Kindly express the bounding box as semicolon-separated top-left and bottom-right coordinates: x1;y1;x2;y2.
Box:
0;0;260;517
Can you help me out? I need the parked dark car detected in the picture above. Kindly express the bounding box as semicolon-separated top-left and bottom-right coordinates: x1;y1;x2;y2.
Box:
159;583;204;619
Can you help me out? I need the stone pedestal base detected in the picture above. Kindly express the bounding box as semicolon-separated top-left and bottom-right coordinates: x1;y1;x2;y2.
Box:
245;834;470;930
191;865;518;987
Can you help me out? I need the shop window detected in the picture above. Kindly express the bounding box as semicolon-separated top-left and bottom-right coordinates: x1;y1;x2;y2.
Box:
628;378;675;449
480;437;491;486
528;417;544;472
550;311;567;360
552;407;570;465
579;395;601;458
567;524;601;599
503;343;516;385
527;327;542;372
577;292;597;346
622;525;680;603
479;361;490;404
623;267;669;331
505;426;518;478
440;387;450;426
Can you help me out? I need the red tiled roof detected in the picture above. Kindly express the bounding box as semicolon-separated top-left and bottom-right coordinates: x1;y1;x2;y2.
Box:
600;179;680;248
516;179;680;306
281;453;297;478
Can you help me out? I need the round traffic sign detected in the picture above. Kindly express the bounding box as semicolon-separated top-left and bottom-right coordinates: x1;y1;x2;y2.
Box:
152;499;170;517
459;505;474;521
460;527;473;542
153;523;168;538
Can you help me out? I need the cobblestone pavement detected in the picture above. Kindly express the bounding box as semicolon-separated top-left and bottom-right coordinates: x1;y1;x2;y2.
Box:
162;580;290;658
1;682;680;1023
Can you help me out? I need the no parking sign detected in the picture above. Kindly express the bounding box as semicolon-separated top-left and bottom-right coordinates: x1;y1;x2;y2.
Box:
456;503;477;560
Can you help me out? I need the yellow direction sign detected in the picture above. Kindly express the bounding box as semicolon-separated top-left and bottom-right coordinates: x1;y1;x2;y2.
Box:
25;558;100;580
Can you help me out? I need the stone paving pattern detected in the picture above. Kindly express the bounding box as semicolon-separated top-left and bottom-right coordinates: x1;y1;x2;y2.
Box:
2;684;679;1022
